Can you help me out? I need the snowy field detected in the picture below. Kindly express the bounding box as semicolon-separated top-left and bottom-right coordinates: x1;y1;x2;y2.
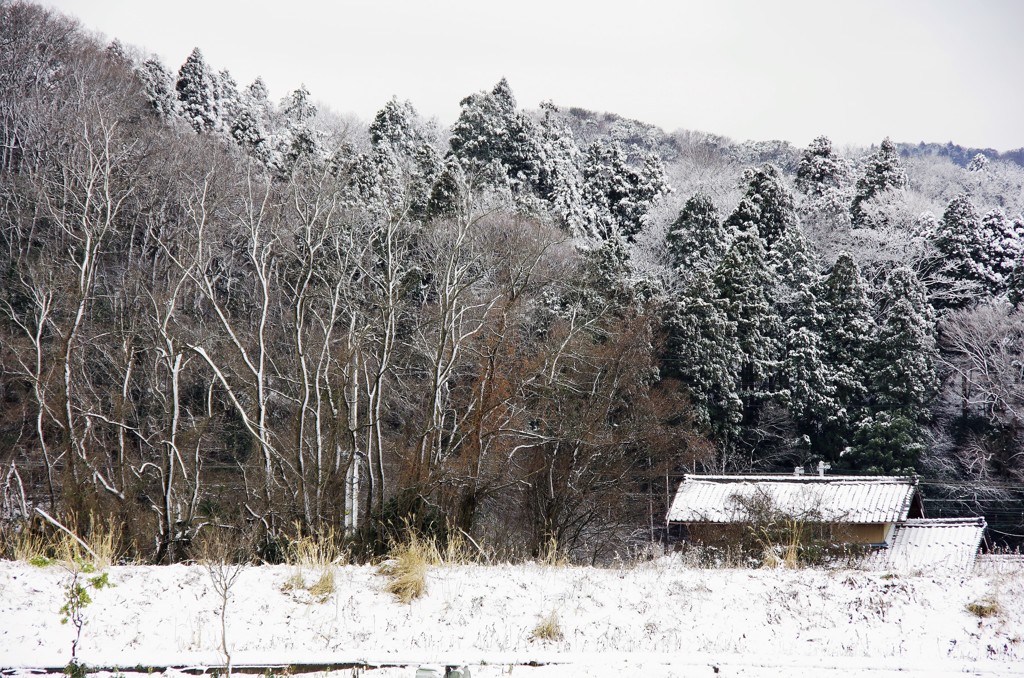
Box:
2;558;1023;677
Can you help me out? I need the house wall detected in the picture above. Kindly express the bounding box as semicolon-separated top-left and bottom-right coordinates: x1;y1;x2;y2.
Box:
844;523;889;544
683;522;890;546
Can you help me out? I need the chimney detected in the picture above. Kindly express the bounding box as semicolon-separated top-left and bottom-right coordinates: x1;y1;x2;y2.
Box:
817;460;831;477
794;466;804;476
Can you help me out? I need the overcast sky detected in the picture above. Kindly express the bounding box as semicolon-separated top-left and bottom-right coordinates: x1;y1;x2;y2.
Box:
41;0;1024;151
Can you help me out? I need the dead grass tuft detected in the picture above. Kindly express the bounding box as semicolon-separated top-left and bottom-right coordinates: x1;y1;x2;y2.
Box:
530;610;563;641
966;597;1002;619
280;524;342;601
379;533;433;603
308;569;335;597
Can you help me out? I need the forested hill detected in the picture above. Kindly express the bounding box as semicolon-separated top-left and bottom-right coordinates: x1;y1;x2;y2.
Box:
1;0;1022;563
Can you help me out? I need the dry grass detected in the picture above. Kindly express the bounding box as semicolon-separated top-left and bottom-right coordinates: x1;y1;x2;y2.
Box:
539;536;568;567
379;533;433;603
281;524;342;601
288;525;343;570
966;597;1002;619
7;526;49;563
530;610;564;641
2;514;123;569
81;517;122;569
308;569;335;597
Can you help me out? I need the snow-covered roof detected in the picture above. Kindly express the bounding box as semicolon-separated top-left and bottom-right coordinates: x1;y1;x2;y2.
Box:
666;474;919;524
878;518;986;573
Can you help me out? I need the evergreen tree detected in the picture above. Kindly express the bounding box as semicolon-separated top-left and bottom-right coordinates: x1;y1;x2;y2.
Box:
214;68;242;134
105;39;132;68
427;156;467;218
932;194;990;305
979;209;1024;295
771;223;816;311
665;273;742;442
869;267;937;423
536;102;585;235
366;98;443;217
850;137;908;227
967;153;989;172
846;411;923;474
579;140;668;242
724;164;797;251
817;253;874;460
796;136;848;197
138;56;177;119
246;77;272;118
175;47;216;133
713;232;784;412
278;84;322;172
229;77;274;165
1009;262;1024;308
666;193;727;279
448;78;543;194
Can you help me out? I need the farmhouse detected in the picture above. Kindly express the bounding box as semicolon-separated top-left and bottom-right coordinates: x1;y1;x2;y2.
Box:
667;472;987;571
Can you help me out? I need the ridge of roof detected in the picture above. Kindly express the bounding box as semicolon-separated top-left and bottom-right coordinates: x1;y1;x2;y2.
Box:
899;517;986;527
682;474;918;485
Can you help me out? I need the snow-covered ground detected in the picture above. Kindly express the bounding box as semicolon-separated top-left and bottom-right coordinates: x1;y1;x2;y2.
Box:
2;557;1022;677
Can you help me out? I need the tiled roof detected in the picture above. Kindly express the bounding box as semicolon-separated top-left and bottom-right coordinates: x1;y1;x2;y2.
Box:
877;518;986;573
666;475;919;524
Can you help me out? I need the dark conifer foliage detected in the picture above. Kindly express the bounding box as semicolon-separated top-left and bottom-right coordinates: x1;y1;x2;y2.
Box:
850;137;908;227
175;47;217;132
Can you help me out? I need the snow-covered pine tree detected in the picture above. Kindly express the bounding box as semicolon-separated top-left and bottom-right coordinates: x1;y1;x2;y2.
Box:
246;77;272;119
579;139;669;242
713;231;784;410
427;155;468;218
817;253;874;461
724;164;798;251
664;272;742;443
666;193;727;281
536;102;585;235
214;68;242;135
771;222;817;313
967;152;989;172
932;193;989;304
175;47;216;133
448;78;544;196
228;77;274;165
868;267;937;423
368;98;443;218
796;136;848;197
785;322;836;454
138;56;177;119
278;84;322;173
850;137;908;227
846;411;923;474
979;209;1024;296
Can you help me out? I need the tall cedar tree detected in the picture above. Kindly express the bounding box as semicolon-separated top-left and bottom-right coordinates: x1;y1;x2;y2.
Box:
666;193;728;279
850;137;908;227
817;253;874;461
724;164;798;251
795;135;848;197
448;78;543;194
665;272;742;442
869;267;938;423
580;140;668;241
713;232;784;433
175;47;216;133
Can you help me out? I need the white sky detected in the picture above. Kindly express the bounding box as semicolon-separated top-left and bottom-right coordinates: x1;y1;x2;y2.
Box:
41;0;1024;151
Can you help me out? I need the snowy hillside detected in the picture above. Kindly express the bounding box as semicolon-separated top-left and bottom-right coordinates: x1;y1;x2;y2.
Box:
2;559;1023;677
